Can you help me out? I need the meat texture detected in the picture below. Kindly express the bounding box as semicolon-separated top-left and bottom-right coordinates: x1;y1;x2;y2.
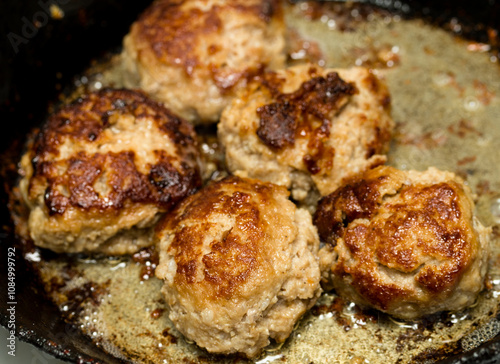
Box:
218;63;393;204
155;175;321;358
121;0;286;124
19;88;202;255
314;165;491;319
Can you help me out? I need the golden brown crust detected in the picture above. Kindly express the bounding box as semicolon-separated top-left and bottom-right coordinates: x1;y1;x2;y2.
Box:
256;70;358;172
28;88;201;216
121;0;286;123
252;68;391;173
313;167;392;245
157;176;279;300
314;165;490;317
154;175;321;357
20;88;202;254
130;0;282;89
218;64;394;203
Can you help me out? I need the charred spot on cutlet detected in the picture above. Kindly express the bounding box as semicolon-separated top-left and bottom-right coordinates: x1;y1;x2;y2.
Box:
29;88;202;216
256;71;357;173
256;101;297;149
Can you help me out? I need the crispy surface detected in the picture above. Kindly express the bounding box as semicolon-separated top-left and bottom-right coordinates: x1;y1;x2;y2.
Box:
314;165;491;319
256;71;357;151
121;0;286;123
218;63;394;204
19;88;202;254
155;176;321;357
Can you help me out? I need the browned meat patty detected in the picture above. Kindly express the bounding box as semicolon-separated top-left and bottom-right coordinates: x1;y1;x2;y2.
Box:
314;165;491;319
121;0;286;124
155;175;321;358
218;63;394;205
19;88;202;255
